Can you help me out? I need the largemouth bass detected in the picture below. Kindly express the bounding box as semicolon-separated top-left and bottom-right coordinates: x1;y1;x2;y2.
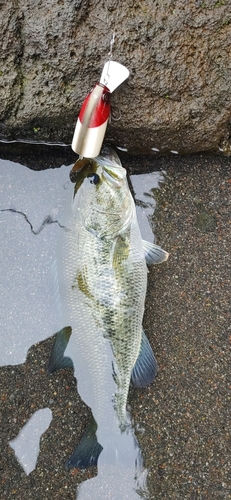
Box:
48;146;168;476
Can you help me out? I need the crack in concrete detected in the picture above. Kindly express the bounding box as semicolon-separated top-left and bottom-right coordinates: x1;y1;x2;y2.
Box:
0;208;68;235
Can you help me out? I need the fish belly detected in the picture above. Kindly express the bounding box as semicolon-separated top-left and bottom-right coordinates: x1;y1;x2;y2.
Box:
58;214;147;437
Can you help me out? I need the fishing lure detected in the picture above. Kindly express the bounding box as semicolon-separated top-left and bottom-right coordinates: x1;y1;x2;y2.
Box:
71;60;129;159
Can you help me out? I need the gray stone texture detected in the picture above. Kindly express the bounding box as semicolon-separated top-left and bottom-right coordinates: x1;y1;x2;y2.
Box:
1;0;231;154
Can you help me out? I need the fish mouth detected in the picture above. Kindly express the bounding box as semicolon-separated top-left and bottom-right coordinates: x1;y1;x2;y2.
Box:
70;145;121;184
100;144;122;166
96;145;126;187
70;158;94;183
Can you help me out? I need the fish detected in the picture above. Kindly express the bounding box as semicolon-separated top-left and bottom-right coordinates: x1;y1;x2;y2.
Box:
48;145;169;474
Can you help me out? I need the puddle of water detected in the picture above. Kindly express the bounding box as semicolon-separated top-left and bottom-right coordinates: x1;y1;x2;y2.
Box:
9;408;52;475
76;465;148;499
0;154;165;498
0;159;72;366
130;171;165;242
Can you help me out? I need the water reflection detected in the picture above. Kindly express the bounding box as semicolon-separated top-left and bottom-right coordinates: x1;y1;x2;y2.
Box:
0;155;165;498
9;408;52;475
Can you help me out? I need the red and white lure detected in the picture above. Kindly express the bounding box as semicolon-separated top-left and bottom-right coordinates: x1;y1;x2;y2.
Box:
71;60;129;158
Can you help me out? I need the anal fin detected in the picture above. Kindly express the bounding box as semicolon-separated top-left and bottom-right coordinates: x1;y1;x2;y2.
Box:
131;329;158;388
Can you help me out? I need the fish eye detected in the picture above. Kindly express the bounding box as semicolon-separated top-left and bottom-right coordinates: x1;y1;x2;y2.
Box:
87;173;100;185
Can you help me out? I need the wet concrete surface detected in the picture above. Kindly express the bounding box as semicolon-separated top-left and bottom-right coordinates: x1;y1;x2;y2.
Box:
0;147;230;499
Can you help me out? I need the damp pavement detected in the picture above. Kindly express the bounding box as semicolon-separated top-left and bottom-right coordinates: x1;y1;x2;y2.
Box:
0;145;230;499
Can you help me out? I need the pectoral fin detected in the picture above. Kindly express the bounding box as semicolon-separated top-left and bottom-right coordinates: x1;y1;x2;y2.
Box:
142;239;169;265
131;329;158;388
65;417;103;470
47;327;73;374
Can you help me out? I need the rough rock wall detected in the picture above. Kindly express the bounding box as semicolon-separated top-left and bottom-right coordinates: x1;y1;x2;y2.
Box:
1;0;231;154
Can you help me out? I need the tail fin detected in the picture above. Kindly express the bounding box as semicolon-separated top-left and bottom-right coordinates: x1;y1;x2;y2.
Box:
69;418;148;498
